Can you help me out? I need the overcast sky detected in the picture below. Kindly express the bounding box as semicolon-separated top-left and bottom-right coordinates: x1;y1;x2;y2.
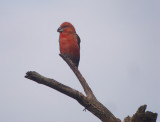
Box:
0;0;160;122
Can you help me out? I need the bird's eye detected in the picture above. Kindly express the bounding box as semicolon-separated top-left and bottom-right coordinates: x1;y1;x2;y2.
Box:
62;26;68;29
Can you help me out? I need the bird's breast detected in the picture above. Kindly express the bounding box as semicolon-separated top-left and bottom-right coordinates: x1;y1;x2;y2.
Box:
59;34;80;58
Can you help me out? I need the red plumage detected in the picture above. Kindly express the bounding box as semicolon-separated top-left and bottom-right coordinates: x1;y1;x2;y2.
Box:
57;22;80;67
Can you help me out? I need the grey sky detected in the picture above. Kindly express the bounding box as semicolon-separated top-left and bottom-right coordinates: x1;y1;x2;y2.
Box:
0;0;159;122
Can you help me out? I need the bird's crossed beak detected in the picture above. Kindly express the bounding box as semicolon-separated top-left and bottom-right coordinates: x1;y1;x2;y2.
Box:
57;27;63;33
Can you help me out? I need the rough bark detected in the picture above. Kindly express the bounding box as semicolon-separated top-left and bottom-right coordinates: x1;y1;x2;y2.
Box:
25;54;158;122
123;105;158;122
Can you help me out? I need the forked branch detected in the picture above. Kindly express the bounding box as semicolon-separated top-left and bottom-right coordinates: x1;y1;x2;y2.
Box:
25;54;157;122
25;54;118;122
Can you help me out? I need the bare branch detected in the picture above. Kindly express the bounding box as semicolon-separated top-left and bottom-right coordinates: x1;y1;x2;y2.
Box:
25;71;84;100
25;54;120;122
25;71;93;108
59;54;95;98
25;71;118;122
124;105;158;122
25;54;157;122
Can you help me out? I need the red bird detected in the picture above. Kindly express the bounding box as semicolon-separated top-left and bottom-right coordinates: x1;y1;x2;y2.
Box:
57;22;80;67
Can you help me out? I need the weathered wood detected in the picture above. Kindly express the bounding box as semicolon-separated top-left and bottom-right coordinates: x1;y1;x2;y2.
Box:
123;105;158;122
25;54;119;122
25;54;158;122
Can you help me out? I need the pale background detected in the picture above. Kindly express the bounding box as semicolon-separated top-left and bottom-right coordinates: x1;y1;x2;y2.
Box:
0;0;159;122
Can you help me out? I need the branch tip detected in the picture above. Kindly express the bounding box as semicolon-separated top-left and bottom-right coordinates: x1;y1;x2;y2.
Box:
25;71;41;81
136;104;147;113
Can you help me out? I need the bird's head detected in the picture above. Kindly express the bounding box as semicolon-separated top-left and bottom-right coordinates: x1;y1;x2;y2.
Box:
57;22;76;34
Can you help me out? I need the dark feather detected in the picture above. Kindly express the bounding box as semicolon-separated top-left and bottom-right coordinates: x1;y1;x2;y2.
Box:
76;34;81;48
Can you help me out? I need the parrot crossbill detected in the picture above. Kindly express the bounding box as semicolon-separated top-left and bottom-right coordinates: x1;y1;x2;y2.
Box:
57;22;80;67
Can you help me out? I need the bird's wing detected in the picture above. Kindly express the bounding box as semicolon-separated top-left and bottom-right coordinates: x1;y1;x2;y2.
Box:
76;34;81;48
